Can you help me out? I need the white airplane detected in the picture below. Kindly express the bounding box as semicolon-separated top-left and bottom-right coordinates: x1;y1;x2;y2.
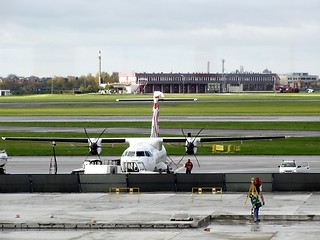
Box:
2;91;287;174
0;150;8;174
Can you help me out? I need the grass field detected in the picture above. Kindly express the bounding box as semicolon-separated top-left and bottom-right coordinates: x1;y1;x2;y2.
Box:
1;92;320;102
0;121;319;130
0;93;319;156
0;93;320;116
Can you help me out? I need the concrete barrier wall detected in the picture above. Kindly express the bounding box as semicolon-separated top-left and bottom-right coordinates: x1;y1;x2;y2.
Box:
274;173;320;191
0;174;31;193
127;174;176;192
225;173;273;192
80;174;127;192
175;173;225;192
30;174;79;193
1;173;320;193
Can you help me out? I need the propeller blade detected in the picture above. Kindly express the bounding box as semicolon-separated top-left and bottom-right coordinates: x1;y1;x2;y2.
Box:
177;153;187;166
192;127;205;143
95;128;107;155
97;128;107;141
194;154;200;168
84;128;92;144
181;128;187;140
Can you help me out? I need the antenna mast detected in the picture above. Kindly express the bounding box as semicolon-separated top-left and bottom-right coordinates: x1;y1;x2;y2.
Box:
98;50;102;86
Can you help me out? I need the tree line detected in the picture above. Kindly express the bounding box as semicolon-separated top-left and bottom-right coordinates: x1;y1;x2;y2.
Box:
0;72;118;94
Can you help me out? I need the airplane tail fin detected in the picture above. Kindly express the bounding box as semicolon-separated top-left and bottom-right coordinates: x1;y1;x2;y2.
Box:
150;91;164;138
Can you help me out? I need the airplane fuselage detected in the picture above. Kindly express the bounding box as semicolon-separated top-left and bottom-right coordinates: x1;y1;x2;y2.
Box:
121;138;167;173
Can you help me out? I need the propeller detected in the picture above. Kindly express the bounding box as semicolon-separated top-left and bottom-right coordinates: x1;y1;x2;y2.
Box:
177;127;205;168
84;128;107;160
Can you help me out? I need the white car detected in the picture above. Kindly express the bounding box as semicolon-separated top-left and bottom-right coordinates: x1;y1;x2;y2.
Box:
278;160;310;173
296;161;310;173
279;160;297;173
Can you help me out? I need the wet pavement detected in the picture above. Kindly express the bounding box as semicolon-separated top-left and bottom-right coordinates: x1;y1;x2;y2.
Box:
1;192;320;239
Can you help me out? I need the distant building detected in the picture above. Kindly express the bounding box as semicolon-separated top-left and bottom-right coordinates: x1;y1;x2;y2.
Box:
0;90;11;96
118;72;136;84
118;72;279;94
118;72;140;93
286;73;319;90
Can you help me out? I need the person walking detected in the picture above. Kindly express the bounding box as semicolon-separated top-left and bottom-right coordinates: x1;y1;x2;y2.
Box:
185;159;193;174
250;194;262;223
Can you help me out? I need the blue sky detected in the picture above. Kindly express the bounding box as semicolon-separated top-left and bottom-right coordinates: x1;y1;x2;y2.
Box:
1;0;319;77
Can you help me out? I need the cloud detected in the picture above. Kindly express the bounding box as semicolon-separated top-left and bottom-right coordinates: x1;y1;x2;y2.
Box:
1;0;319;76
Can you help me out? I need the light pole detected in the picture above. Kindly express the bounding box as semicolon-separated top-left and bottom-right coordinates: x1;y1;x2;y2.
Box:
51;78;53;94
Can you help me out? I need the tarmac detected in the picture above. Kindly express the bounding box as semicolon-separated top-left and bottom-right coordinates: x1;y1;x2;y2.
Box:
1;192;320;239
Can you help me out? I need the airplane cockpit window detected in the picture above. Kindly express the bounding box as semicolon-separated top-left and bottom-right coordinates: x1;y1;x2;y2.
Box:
127;151;135;157
122;151;149;157
136;151;145;157
145;151;152;157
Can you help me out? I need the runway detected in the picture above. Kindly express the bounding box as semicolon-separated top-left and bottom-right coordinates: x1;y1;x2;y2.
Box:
6;155;320;174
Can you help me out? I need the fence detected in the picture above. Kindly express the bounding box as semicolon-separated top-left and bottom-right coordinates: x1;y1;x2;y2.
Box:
1;173;320;193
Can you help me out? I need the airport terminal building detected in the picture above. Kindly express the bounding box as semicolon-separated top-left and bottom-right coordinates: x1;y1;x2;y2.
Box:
119;72;279;94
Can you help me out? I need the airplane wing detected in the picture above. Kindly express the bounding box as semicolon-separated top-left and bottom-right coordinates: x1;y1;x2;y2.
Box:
162;135;287;143
2;135;287;144
1;137;127;144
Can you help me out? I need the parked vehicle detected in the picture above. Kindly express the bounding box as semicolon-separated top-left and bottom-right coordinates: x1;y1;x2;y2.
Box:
278;160;310;173
279;160;297;173
296;161;310;173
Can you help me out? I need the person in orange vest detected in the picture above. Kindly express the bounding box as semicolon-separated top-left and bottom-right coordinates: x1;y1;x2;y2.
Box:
185;159;193;174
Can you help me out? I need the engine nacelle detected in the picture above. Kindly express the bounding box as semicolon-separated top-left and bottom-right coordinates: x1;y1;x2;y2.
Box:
185;138;197;155
88;139;102;156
